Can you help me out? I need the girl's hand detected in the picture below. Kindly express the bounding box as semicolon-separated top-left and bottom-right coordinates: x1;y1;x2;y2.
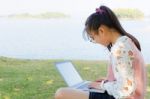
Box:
95;77;106;82
95;78;105;82
88;82;101;89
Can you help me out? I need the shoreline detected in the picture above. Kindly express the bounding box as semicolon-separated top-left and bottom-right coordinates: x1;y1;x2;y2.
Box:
0;56;149;65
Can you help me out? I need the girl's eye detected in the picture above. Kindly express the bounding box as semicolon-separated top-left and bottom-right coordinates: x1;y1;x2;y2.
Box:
89;37;96;43
91;37;94;40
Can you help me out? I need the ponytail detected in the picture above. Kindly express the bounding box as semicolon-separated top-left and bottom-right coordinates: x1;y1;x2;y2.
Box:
99;6;141;51
84;5;141;51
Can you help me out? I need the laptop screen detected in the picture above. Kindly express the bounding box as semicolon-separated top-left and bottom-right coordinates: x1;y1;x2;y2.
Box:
55;61;83;87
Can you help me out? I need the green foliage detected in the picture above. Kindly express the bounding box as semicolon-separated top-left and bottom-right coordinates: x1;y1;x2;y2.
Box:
7;12;69;19
113;8;144;19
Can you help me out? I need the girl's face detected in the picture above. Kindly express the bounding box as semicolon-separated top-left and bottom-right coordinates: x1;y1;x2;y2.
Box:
89;25;112;47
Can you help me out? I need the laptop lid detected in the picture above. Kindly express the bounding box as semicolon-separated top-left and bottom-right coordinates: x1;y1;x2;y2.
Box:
55;61;83;87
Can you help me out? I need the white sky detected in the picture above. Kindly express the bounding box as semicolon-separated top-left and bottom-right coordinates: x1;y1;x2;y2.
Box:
0;0;149;16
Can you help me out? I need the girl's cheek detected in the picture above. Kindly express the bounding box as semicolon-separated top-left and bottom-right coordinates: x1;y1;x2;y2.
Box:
100;38;108;45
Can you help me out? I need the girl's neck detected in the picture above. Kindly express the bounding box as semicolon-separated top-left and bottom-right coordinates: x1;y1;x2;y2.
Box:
111;32;122;45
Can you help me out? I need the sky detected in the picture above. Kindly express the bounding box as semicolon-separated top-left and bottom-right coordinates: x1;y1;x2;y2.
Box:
0;0;149;17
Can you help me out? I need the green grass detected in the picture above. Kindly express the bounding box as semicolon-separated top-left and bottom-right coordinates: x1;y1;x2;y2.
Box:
0;57;149;99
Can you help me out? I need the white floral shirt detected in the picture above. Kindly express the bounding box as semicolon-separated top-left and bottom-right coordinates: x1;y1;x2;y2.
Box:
102;36;136;99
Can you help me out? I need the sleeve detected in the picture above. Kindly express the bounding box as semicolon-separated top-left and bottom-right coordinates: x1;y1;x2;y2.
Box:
106;58;115;81
101;41;136;99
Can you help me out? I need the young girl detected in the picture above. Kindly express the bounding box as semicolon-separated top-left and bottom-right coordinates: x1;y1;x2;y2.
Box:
55;5;147;99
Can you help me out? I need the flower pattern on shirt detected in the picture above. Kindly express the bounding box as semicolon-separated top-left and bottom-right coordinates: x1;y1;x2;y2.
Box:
102;36;136;99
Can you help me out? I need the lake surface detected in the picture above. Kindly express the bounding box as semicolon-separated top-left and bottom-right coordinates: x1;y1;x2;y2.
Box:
0;17;150;63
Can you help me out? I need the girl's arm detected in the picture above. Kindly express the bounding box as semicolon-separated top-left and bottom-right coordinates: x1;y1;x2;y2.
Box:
101;40;136;99
106;62;115;81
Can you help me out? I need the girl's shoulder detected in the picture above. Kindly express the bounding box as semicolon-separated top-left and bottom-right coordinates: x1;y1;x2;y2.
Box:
111;36;134;54
115;35;130;45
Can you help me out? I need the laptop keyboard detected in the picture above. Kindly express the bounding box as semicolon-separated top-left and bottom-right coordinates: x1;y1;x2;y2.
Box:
77;83;89;89
76;82;105;93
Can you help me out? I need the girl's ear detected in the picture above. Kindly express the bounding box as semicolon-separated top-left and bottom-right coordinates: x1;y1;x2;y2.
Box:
98;26;104;35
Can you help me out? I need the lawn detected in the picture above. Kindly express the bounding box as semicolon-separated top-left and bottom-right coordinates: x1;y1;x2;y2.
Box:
0;57;149;99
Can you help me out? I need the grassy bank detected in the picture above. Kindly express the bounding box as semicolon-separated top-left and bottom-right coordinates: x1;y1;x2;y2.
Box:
0;57;149;99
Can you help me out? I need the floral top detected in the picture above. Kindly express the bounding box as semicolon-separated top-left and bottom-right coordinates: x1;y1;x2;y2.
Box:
101;36;136;99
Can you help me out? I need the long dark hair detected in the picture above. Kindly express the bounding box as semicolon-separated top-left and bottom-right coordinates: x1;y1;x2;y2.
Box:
83;5;141;51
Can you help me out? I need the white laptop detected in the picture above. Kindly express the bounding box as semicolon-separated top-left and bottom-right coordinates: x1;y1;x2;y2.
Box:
55;61;105;93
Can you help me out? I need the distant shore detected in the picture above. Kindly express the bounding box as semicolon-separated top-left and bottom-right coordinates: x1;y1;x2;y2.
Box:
113;8;144;20
0;12;70;19
0;8;148;20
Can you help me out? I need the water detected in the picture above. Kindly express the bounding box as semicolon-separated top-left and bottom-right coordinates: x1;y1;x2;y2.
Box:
0;17;150;63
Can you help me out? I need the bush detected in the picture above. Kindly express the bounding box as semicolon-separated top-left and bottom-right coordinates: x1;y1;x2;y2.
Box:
113;8;144;19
